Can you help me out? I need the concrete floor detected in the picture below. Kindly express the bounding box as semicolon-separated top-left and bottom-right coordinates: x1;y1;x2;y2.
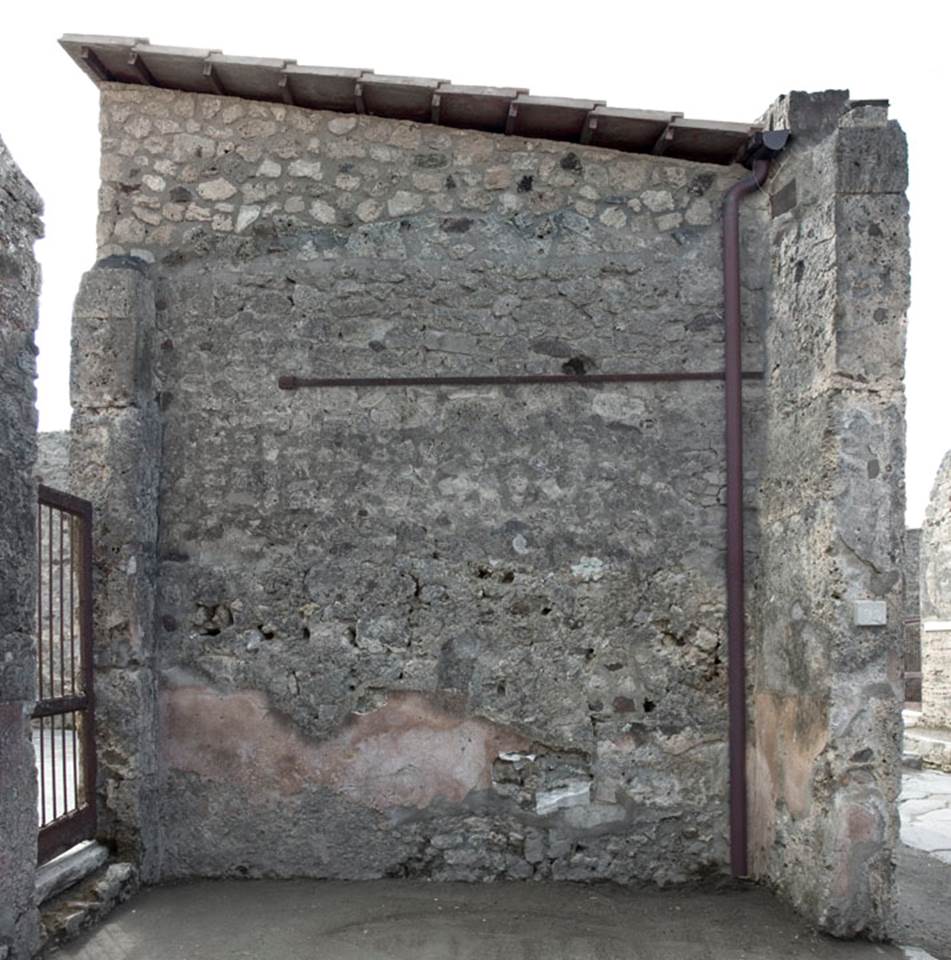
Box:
51;879;917;960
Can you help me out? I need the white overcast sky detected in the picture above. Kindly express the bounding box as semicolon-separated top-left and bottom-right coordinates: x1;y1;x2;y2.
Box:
1;1;946;525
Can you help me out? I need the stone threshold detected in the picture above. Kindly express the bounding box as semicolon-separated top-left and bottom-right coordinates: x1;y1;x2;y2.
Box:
35;841;108;906
904;724;951;773
37;851;139;955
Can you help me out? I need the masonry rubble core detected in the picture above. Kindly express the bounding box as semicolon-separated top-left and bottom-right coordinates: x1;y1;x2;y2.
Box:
0;134;43;960
0;33;912;960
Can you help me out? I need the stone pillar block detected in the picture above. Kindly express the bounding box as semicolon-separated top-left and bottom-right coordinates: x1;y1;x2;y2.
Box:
834;194;909;384
70;263;155;409
921;629;951;728
94;667;161;869
69;260;161;882
836;123;908;195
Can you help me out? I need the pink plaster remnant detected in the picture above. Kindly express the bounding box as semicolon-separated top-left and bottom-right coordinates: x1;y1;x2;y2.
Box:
161;686;529;810
831;801;880;898
749;691;829;875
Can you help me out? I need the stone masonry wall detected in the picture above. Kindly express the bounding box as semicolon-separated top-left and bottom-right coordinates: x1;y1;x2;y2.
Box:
35;430;71;491
921;451;951;728
0;134;43;960
904;528;921;702
749;93;908;938
78;81;909;936
83;82;771;887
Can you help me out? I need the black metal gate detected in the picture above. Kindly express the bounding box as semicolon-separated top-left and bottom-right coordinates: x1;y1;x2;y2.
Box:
32;485;97;864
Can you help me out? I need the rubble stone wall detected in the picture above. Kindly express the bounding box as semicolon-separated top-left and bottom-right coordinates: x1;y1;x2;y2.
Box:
74;82;910;939
35;430;71;491
0;134;43;960
921;452;951;728
87;81;771;887
904;528;921;701
749;93;909;938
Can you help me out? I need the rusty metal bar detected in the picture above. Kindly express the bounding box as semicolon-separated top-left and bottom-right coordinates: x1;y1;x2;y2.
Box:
36;502;45;825
72;712;79;815
280;370;764;390
59;513;68;807
32;695;88;719
37;717;45;827
70;518;78;807
37;806;96;865
79;494;97;817
48;504;56;820
70;515;76;695
38;484;93;516
59;512;65;698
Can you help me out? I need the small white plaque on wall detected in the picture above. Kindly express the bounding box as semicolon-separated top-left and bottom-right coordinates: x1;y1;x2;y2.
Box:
854;600;887;626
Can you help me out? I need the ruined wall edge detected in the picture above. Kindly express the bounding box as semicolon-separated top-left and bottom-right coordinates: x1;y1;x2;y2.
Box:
751;92;908;938
0;134;43;960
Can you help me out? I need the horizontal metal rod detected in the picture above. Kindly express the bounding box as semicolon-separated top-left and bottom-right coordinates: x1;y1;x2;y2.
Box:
38;484;93;519
279;371;764;390
37;806;96;865
32;695;88;719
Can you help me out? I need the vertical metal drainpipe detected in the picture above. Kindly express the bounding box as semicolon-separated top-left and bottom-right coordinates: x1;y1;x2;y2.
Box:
723;131;789;878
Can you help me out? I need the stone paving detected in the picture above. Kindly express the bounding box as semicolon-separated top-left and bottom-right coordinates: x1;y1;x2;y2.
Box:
900;767;951;865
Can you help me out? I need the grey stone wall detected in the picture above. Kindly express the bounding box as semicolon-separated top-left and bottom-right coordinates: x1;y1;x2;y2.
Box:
35;430;71;491
748;93;908;938
85;82;770;888
0;134;43;960
921;451;951;728
904;528;921;701
74;81;909;938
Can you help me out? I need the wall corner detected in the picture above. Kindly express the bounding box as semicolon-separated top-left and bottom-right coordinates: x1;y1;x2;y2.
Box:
751;93;909;939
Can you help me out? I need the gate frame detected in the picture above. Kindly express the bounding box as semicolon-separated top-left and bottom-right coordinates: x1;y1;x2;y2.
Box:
32;484;97;864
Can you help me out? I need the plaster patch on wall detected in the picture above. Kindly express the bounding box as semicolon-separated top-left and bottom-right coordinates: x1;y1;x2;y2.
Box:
161;685;529;810
751;691;828;824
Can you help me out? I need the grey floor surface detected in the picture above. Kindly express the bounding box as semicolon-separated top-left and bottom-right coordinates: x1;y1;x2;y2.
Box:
50;879;914;960
893;843;951;960
42;768;951;958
